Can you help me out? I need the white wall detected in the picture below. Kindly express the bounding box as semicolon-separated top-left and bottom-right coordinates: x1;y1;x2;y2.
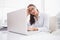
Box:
5;0;42;13
0;0;4;28
2;0;60;18
45;0;60;16
3;0;43;14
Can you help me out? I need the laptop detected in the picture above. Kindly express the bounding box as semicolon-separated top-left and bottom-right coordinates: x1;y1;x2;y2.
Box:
7;9;39;35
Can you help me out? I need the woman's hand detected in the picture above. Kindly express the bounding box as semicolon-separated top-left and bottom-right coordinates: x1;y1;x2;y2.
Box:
27;27;38;31
27;8;32;16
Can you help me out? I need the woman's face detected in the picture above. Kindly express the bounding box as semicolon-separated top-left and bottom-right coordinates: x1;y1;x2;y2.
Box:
31;9;38;15
28;6;38;15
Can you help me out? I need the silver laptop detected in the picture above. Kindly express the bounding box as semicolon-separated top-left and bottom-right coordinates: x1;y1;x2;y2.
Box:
7;9;39;35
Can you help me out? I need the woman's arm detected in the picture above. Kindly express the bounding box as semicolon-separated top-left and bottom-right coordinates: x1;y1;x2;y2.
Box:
38;14;49;32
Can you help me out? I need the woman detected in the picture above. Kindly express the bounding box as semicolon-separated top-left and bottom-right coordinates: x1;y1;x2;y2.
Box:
26;4;49;32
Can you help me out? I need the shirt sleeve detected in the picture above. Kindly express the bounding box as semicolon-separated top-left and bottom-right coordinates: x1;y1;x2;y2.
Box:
26;15;30;27
38;14;49;32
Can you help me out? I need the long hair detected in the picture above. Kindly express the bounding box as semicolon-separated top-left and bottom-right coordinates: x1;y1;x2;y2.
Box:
27;4;36;8
30;14;35;25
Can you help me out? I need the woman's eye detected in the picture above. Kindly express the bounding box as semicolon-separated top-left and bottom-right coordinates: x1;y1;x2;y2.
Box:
32;8;34;10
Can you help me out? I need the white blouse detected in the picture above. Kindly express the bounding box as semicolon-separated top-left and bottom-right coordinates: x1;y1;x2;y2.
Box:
26;13;49;32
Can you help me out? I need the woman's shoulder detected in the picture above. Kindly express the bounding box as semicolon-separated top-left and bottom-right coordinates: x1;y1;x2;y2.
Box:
39;13;48;17
38;13;49;19
38;13;44;17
